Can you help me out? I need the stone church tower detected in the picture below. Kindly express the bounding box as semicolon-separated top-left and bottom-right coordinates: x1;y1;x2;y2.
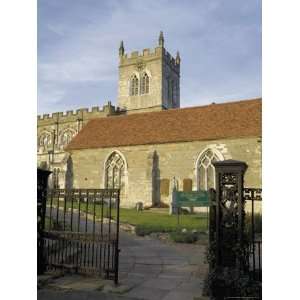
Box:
117;32;181;113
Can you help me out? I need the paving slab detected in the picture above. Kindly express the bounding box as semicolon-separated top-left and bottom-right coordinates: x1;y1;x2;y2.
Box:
125;286;169;300
162;290;203;300
157;273;190;281
140;277;183;290
176;280;204;293
46;276;104;292
38;289;140;300
135;257;162;265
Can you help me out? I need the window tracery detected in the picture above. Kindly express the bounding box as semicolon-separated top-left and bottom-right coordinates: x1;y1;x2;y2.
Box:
141;73;149;94
105;152;125;191
60;129;76;146
39;132;52;147
197;149;220;190
130;75;139;96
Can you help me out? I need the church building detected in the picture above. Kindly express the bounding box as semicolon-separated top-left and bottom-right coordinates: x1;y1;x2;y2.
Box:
37;32;262;208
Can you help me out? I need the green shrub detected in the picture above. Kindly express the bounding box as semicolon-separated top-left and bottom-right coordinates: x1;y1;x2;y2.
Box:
135;224;175;236
169;230;198;243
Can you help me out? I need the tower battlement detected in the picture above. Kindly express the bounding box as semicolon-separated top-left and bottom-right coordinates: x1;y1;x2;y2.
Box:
119;46;180;73
119;47;162;66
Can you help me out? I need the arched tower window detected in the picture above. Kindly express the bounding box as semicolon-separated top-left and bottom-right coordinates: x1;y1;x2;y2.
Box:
60;129;76;146
105;152;126;195
130;75;139;96
197;149;222;190
141;73;149;94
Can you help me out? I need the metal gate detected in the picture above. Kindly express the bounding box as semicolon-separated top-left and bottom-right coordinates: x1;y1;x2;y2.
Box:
41;189;120;284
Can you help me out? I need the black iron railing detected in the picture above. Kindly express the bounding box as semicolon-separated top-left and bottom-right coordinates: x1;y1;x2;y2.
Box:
244;188;262;282
37;168;52;275
43;189;120;284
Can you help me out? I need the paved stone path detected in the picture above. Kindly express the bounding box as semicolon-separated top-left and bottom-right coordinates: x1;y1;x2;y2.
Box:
117;231;208;300
38;228;208;300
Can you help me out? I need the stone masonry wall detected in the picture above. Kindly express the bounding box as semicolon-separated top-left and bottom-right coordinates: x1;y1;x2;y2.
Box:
118;46;180;112
68;136;261;208
118;47;163;111
37;102;120;188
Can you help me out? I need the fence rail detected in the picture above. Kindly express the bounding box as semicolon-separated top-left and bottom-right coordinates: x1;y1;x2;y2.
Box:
244;188;262;282
42;188;120;284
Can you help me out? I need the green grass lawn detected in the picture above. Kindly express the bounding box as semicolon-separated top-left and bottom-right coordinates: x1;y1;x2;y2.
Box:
117;208;208;232
51;200;209;233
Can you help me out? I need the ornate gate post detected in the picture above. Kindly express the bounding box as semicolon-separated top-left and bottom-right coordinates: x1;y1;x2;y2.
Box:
212;160;248;273
37;168;51;275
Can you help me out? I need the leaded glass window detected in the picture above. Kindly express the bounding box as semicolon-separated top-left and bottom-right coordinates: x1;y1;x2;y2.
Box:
39;132;52;147
197;149;219;190
141;73;149;94
130;75;139;96
105;152;125;192
60;129;76;146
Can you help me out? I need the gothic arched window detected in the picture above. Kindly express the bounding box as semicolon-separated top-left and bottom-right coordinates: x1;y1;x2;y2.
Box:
39;132;52;147
60;129;76;146
105;152;125;195
197;149;221;190
130;75;139;96
141;73;149;94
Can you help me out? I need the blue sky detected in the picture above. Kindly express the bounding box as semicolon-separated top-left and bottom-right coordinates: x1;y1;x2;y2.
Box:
38;0;261;114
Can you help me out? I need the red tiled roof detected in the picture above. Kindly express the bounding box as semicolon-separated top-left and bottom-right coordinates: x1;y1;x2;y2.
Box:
66;98;262;150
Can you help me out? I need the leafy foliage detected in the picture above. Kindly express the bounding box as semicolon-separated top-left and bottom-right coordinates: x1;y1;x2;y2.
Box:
135;224;176;236
204;266;262;299
169;230;198;243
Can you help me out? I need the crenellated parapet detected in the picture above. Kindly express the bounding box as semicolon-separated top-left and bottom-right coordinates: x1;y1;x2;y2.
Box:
37;101;121;125
119;47;179;70
119;34;180;75
119;47;165;67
